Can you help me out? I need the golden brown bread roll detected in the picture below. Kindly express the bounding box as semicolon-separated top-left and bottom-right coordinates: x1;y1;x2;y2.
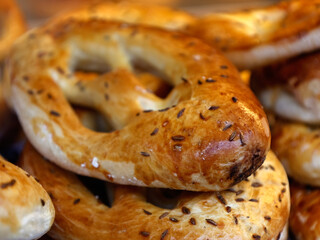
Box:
0;0;26;62
252;51;320;124
290;181;320;239
46;0;320;70
0;155;55;240
193;0;320;69
20;143;290;240
271;120;320;186
4;19;270;191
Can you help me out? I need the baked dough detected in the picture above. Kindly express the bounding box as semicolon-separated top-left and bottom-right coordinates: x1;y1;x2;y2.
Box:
20;143;289;240
0;155;54;240
4;19;270;191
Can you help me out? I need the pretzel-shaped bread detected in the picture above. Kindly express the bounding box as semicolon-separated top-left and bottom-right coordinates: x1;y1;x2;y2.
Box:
20;143;289;240
0;0;26;62
271;120;320;186
192;0;320;69
5;19;271;191
252;51;320;124
0;155;54;240
46;0;320;70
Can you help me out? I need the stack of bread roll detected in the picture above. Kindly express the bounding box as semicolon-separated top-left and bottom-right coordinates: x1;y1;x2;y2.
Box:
4;0;320;239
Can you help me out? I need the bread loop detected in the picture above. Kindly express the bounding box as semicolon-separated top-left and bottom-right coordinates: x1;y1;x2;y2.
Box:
192;0;320;69
271;120;320;186
5;19;270;191
0;155;54;240
20;143;289;240
46;0;320;70
252;51;320;124
0;0;26;61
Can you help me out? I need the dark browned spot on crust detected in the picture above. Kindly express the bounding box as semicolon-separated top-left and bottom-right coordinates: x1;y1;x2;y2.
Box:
236;190;244;195
150;128;159;136
232;97;238;103
136;113;140;116
56;67;65;74
226;206;231;213
221;74;228;78
216;192;227;205
23;75;29;81
143;110;153;113
1;179;16;189
220;65;228;69
177;108;185;118
252;234;261;239
159;108;169;112
206;78;216;83
104;82;109;88
159;212;169;219
171;135;185;141
40;199;45;206
229;131;237;141
223;123;232;131
249;199;259;203
190;217;196;225
239;133;246;146
26;173;30;177
281;182;287;186
27;90;34;95
278;194;282;202
229;150;266;186
182;206;190;214
235;198;245;202
143;209;152;215
47;93;53;99
73;198;80;205
104;94;109;100
169;217;179;222
34;177;40;183
50;110;61;117
199;113;207;120
206;219;217;226
269;165;275;171
234;216;238;224
264;226;268;233
181;77;188;83
161;229;169;240
281;188;286;193
209;106;219;110
197;80;203;85
140;231;150;237
140;152;150;157
251;182;263;188
228;163;240;181
264;216;271;221
37;89;44;94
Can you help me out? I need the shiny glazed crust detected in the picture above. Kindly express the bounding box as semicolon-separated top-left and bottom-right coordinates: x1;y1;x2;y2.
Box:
0;155;54;240
49;1;196;31
0;0;26;61
272;120;320;186
20;144;289;240
45;0;320;70
192;0;320;69
5;19;270;191
290;181;320;240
